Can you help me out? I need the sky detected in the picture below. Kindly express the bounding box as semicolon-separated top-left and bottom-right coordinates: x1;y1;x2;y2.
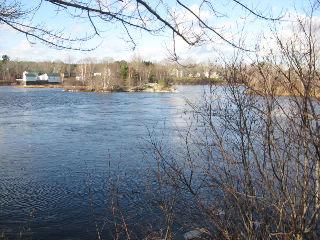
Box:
0;0;314;63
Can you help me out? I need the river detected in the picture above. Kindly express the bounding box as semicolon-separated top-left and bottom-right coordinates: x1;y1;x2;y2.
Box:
0;85;209;239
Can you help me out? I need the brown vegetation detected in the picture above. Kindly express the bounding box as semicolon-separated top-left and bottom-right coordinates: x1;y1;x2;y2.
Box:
87;8;320;240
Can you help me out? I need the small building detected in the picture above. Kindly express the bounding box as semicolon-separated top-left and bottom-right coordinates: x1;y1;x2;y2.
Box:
23;71;37;82
18;71;61;85
20;71;39;85
48;73;61;84
93;72;102;77
38;73;48;81
210;71;219;79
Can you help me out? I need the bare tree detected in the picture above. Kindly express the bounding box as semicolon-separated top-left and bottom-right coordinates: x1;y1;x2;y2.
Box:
0;0;282;54
142;5;320;240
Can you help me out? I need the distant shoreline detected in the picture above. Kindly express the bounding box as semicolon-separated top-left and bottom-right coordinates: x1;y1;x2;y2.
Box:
10;83;177;93
0;81;232;93
63;84;177;93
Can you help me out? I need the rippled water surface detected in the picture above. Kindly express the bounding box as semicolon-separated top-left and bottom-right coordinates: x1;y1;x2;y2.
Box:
0;85;208;239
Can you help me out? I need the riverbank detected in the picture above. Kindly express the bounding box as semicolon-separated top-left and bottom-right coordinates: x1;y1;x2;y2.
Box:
17;83;177;93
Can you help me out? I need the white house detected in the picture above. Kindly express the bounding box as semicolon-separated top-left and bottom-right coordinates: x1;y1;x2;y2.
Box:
19;71;38;85
93;72;102;77
48;73;61;83
38;73;48;81
210;71;219;79
22;71;37;82
18;71;62;85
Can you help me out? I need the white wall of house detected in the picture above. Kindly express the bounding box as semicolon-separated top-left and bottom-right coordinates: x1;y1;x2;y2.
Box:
38;74;48;81
22;71;28;81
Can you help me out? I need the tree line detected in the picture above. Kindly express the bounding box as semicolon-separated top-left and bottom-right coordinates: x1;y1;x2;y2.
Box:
0;56;223;87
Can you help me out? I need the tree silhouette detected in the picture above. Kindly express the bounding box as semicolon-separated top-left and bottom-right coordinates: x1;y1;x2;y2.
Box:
0;0;282;52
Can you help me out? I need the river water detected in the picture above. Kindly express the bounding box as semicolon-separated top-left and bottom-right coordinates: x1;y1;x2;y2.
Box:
0;85;208;239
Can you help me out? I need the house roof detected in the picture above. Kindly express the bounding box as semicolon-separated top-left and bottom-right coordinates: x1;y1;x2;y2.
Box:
25;73;37;77
48;73;60;77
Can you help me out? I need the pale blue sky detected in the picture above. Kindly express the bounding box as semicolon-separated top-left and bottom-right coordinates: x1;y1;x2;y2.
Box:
0;0;313;62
